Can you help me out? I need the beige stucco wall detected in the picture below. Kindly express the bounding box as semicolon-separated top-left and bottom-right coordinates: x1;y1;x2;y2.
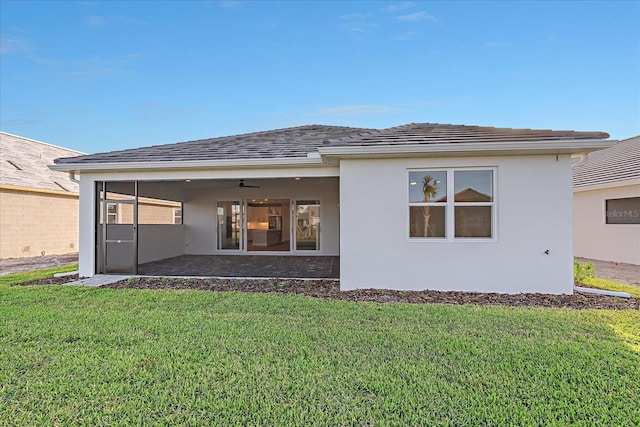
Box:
119;202;178;224
0;188;79;258
574;183;640;265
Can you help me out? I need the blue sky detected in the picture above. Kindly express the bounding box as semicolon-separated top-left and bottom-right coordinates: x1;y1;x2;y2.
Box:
1;1;638;153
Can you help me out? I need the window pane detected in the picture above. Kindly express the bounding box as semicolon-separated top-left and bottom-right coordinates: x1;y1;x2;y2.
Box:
173;208;182;225
296;200;320;250
455;206;492;238
454;170;493;202
217;201;241;250
410;206;445;238
606;197;640;224
409;171;447;203
105;181;136;198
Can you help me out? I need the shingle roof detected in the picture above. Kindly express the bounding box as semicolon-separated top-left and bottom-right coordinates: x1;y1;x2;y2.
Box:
54;125;372;164
53;122;610;166
325;123;609;147
573;135;640;188
0;132;83;193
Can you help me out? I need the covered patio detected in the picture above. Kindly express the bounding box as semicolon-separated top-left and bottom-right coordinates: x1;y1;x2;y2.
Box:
137;255;340;279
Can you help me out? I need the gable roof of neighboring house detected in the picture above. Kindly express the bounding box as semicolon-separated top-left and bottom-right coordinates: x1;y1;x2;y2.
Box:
0;132;84;193
573;135;640;189
436;188;493;203
51;122;612;172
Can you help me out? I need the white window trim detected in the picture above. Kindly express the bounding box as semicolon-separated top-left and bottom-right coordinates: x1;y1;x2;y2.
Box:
408;167;497;242
106;202;119;224
173;206;183;225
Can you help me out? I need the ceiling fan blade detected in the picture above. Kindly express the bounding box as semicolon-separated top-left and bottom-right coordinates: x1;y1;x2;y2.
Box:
238;180;261;188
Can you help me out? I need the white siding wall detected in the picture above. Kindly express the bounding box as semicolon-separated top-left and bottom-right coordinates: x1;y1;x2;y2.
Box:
339;155;575;294
574;183;640;265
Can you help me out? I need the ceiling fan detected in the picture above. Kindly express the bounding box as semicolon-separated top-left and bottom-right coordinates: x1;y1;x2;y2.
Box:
236;179;260;188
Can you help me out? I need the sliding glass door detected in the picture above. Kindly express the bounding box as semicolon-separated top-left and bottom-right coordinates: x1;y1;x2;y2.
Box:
216;199;321;253
217;201;241;250
295;200;320;251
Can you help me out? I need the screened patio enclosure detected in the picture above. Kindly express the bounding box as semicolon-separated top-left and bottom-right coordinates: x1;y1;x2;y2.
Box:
94;177;339;275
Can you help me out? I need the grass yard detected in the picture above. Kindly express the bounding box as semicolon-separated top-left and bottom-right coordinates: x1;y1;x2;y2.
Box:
583;277;640;298
0;268;638;426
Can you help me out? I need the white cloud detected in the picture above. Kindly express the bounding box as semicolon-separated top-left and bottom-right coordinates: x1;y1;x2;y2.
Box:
310;105;402;117
342;22;379;34
397;12;439;23
340;13;370;20
85;15;107;28
0;35;31;55
385;1;415;12
218;1;247;9
395;32;417;41
137;108;202;123
28;55;133;77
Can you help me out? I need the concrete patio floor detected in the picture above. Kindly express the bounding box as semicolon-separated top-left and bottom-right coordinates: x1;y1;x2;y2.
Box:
137;255;340;279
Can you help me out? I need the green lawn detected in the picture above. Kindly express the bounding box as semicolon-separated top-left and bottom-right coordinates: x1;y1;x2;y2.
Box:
1;268;638;425
0;264;78;286
583;277;640;298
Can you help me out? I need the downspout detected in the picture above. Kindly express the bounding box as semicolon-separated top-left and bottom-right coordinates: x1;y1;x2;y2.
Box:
68;171;80;184
573;285;631;298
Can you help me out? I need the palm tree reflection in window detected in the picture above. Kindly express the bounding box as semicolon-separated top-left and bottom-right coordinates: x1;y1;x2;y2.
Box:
422;175;440;236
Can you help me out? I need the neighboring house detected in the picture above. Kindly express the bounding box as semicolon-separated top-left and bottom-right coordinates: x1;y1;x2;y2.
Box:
0;131;182;260
0;132;82;259
50;123;612;294
573;135;640;265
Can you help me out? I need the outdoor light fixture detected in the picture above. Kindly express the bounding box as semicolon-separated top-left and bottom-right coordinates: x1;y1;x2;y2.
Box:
410;181;417;186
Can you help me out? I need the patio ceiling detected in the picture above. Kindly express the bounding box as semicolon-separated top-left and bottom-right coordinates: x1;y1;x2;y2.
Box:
104;177;338;203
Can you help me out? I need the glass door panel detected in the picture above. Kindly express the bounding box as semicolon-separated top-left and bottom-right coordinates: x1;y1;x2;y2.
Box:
103;200;136;273
295;200;320;251
247;199;290;252
217;201;241;250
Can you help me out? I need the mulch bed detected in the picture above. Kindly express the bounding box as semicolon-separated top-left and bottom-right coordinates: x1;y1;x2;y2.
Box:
14;275;81;286
14;276;636;310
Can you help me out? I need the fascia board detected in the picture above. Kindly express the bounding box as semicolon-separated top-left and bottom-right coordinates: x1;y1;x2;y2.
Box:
318;139;616;160
48;156;326;173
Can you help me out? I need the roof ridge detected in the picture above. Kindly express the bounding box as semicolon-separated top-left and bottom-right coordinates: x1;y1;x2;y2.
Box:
0;131;85;155
169;124;374;145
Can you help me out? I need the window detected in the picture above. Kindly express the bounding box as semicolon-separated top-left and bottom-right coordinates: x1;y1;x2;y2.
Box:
409;169;495;240
173;207;183;225
605;197;640;224
217;201;241;250
106;203;118;224
295;200;320;251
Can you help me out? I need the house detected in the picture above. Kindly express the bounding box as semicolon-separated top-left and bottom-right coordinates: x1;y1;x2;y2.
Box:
0;132;83;259
0;131;182;260
50;123;613;294
573;135;640;265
